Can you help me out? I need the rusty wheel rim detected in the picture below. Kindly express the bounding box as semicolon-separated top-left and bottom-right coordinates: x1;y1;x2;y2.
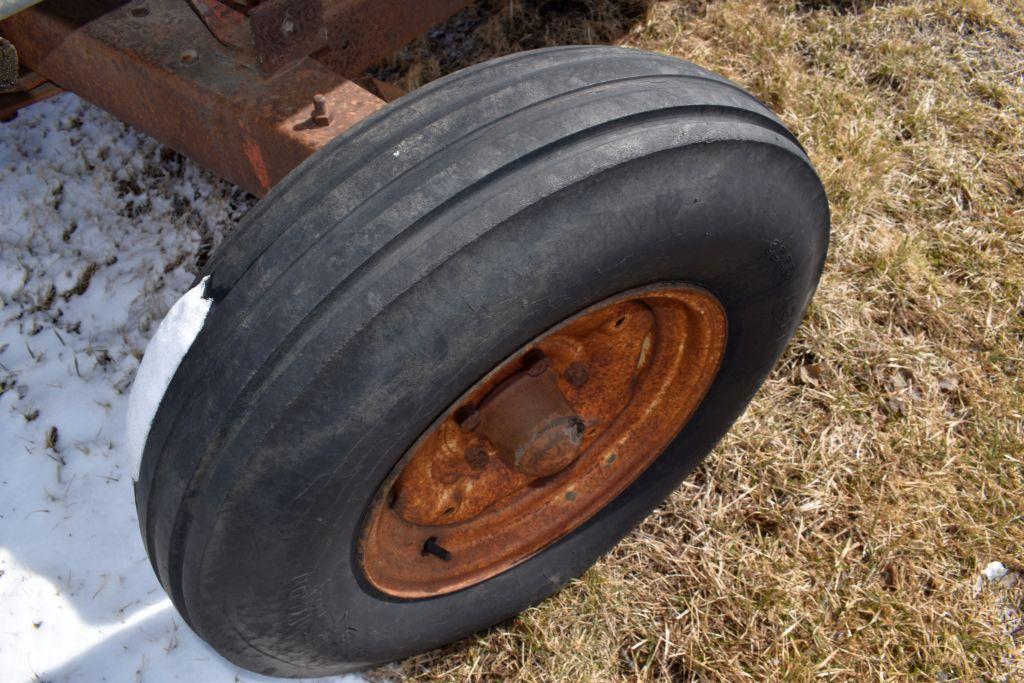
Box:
359;283;727;598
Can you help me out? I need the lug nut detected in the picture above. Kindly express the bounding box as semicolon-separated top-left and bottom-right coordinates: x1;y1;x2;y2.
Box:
565;362;589;388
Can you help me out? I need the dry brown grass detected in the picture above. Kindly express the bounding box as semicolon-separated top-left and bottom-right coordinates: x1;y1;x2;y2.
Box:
367;1;1024;679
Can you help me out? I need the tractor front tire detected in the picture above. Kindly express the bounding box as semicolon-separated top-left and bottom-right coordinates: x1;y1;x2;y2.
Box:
135;46;829;676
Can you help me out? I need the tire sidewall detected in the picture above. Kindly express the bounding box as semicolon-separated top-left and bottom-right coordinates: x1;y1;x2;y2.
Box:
186;140;827;675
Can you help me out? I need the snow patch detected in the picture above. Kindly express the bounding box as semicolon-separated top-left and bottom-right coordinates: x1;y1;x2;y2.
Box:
983;561;1008;583
126;277;212;477
0;93;358;682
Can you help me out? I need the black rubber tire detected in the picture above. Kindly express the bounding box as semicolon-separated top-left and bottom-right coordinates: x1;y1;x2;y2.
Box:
136;46;829;676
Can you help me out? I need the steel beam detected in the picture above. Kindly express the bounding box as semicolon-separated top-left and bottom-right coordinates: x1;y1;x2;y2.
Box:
1;1;385;195
317;0;472;76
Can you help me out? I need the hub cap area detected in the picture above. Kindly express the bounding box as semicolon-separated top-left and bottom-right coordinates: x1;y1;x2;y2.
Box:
359;283;727;598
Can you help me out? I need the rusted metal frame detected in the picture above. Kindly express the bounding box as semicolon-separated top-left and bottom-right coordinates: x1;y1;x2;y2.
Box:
186;0;472;77
250;0;327;73
0;66;63;120
186;0;258;58
0;1;385;196
187;0;329;75
315;0;473;76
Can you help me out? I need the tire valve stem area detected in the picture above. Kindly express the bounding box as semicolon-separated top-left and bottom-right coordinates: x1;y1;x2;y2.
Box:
360;285;727;598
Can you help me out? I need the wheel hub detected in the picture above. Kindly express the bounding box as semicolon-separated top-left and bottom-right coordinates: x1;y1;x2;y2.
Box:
470;353;586;478
359;283;727;598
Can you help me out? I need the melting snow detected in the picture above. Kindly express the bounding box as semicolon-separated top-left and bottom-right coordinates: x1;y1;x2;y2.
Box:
125;276;212;477
984;562;1009;583
0;93;359;682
